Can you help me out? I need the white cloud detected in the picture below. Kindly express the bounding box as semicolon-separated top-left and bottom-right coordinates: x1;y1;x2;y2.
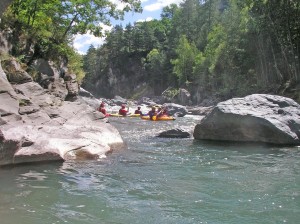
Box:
136;17;154;23
109;0;130;10
73;34;104;54
73;24;112;54
144;0;183;12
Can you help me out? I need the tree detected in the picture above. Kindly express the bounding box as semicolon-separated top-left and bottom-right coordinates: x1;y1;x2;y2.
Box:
123;23;134;53
144;49;167;93
250;0;300;88
171;35;198;86
106;25;124;58
83;45;98;83
161;4;178;19
3;0;142;62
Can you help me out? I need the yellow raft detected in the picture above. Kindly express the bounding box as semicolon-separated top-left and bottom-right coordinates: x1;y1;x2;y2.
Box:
109;113;141;118
140;115;175;121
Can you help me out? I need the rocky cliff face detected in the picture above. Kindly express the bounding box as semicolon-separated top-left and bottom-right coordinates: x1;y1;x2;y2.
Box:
83;55;156;99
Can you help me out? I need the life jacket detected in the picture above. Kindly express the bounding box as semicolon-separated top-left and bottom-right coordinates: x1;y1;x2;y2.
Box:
119;108;127;116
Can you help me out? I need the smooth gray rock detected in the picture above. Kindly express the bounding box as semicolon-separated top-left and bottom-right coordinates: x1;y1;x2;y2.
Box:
1;101;124;166
193;94;300;145
162;103;188;117
0;92;19;116
157;128;191;138
14;82;62;107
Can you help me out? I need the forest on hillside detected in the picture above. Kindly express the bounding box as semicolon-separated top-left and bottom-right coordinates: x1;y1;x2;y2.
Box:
82;0;300;104
1;0;299;105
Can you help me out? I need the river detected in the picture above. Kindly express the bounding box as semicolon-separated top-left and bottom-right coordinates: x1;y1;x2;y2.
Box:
0;115;299;224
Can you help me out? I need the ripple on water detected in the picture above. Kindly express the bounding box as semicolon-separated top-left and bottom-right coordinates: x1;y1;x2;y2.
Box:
1;116;300;224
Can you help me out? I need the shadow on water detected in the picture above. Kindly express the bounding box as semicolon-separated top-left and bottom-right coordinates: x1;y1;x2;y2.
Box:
0;160;64;171
191;139;299;156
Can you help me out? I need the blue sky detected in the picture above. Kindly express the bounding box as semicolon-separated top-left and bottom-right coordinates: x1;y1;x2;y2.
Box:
73;0;183;54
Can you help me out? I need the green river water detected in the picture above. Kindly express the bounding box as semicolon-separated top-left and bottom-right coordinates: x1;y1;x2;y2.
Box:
0;116;299;224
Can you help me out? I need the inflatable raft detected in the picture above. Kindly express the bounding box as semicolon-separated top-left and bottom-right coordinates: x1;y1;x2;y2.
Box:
140;115;175;121
109;113;141;118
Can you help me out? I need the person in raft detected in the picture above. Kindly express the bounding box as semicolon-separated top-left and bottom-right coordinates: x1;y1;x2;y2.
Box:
119;104;129;116
148;106;157;120
134;106;143;115
98;102;108;116
157;107;168;118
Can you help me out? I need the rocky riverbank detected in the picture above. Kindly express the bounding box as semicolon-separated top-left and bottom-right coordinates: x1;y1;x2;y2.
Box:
0;58;125;167
2;56;300;168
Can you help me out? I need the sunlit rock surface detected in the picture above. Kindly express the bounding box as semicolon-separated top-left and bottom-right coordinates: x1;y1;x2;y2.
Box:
0;61;125;166
193;94;300;145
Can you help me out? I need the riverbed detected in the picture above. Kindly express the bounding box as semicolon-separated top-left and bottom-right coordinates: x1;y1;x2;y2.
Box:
0;115;299;224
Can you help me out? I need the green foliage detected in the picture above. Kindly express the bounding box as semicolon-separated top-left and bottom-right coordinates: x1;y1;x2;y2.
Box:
82;45;102;87
80;0;300;103
171;35;199;86
1;0;142;84
162;87;180;99
144;49;167;93
67;49;85;83
205;24;226;74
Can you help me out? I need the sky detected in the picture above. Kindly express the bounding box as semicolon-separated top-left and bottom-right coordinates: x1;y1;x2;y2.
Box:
73;0;183;55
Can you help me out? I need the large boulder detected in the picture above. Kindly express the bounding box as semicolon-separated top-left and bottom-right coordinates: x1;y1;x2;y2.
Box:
193;94;300;145
0;100;124;166
0;63;125;166
163;103;188;117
